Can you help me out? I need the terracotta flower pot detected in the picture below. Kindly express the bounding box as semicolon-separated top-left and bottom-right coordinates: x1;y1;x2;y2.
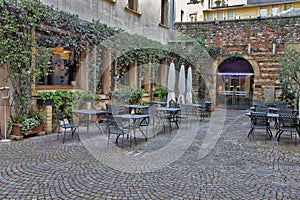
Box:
29;123;44;134
12;123;22;136
12;123;44;136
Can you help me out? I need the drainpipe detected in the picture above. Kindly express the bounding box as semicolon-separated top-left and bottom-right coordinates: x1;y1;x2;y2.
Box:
170;0;175;31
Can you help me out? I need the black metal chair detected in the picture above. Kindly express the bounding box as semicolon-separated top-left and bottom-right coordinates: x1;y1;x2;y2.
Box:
151;106;170;135
168;99;178;108
255;105;269;113
56;110;79;144
276;113;299;145
247;112;272;141
106;113;129;147
196;100;210;119
177;104;193;127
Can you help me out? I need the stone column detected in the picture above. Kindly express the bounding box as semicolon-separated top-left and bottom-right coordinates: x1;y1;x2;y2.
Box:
102;50;111;94
129;60;137;87
78;51;89;90
159;59;168;87
44;106;52;134
144;69;150;92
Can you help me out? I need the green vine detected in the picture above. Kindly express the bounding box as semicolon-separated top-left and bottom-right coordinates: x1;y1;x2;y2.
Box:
0;0;116;116
278;49;300;106
39;90;94;116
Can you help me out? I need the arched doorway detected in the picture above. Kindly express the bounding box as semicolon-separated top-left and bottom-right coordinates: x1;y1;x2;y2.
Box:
216;57;254;109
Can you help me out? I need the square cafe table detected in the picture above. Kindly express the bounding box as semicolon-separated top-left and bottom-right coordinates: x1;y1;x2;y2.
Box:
114;114;150;144
157;107;181;131
71;109;107;133
124;104;150;114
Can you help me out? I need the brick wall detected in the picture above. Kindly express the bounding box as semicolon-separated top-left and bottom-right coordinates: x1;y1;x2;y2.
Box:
175;16;300;102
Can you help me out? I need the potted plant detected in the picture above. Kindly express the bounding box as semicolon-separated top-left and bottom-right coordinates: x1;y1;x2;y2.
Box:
153;87;168;101
110;86;145;105
215;0;221;6
10;114;27;136
10;109;46;136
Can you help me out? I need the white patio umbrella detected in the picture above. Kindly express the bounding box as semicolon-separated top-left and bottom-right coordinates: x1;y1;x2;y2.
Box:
178;64;186;105
186;66;193;104
167;62;176;107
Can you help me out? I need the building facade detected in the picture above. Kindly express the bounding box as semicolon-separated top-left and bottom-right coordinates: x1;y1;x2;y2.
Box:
175;15;300;109
202;0;300;21
41;0;172;43
174;0;204;22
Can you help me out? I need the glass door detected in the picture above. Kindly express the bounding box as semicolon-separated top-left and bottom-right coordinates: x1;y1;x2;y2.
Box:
217;75;252;108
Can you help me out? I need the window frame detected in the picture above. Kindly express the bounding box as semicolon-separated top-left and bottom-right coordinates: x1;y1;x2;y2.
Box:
125;0;141;16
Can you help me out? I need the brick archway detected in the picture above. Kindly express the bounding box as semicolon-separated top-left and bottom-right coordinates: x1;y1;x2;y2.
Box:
213;54;260;108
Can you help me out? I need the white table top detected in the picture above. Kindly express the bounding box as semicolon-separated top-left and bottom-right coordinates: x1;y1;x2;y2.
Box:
157;107;181;112
71;109;107;115
124;105;150;109
245;112;300;119
114;114;150;119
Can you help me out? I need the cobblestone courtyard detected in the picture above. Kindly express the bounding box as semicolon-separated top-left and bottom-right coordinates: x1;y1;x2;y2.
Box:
0;109;299;199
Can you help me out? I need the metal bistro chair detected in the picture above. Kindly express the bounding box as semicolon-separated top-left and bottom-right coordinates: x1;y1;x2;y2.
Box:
276;113;299;145
177;104;193;127
247;112;272;142
168;99;179;108
106;113;129;147
255;105;269;113
196;100;210;119
56;110;79;144
150;106;170;136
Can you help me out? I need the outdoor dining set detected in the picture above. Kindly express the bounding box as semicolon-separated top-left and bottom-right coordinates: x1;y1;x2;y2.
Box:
246;100;300;145
56;99;212;146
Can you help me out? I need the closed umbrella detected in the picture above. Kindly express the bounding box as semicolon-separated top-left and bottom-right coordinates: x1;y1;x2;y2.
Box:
178;64;185;105
186;66;193;104
167;62;176;107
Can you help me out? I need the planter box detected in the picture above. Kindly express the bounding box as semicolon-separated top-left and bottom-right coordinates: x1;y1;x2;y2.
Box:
11;123;44;136
29;123;44;135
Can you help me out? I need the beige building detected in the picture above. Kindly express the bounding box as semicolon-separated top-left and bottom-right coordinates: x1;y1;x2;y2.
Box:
41;0;172;43
202;0;300;21
174;0;204;22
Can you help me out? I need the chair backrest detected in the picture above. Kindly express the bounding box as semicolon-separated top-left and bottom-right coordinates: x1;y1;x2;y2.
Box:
182;104;193;112
254;100;265;106
55;109;74;129
106;104;112;113
250;112;269;126
196;100;205;106
278;108;293;114
168;99;177;108
278;113;298;128
274;101;285;107
255;105;269;113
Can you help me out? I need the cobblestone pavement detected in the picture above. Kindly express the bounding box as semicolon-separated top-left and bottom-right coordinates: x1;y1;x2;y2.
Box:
0;109;299;199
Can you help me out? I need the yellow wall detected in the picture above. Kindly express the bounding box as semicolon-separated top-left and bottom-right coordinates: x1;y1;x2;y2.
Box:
204;2;300;21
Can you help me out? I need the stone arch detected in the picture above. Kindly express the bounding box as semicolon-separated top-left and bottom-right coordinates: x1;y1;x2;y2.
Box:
213;52;260;109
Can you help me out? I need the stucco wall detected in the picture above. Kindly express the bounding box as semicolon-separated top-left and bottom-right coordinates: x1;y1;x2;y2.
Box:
175;16;300;103
40;0;170;44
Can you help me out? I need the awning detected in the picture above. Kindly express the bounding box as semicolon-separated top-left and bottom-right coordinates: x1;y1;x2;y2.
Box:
218;72;254;76
218;59;253;74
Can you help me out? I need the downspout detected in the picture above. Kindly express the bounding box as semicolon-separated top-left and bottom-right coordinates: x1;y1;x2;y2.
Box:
170;0;175;31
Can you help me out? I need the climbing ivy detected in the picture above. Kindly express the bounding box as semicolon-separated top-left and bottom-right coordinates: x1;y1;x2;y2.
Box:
0;0;214;116
0;0;116;115
278;49;300;106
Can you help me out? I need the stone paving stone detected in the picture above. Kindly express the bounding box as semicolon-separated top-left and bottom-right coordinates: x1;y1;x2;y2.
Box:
0;109;299;198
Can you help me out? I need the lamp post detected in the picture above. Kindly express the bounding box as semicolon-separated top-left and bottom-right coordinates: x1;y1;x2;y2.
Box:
0;86;11;142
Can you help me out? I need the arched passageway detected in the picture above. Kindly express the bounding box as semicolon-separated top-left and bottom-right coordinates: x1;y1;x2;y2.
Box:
216;58;254;109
